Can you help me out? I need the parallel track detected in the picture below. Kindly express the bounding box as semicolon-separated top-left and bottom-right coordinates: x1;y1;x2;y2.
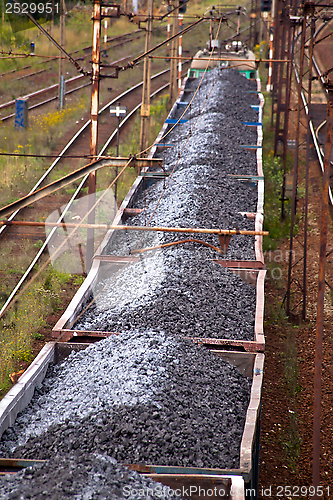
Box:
0;32;145;121
0;65;189;319
292;18;333;206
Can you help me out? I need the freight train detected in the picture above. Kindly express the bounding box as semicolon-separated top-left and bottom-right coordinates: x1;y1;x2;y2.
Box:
0;63;265;500
188;40;257;80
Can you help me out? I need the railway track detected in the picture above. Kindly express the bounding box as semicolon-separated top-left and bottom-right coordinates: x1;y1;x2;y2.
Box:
0;63;195;320
0;31;146;121
1;29;144;83
0;63;265;499
0;16;207;323
292;17;333;206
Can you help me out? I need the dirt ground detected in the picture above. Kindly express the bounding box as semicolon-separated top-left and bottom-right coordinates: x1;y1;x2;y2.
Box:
258;106;333;497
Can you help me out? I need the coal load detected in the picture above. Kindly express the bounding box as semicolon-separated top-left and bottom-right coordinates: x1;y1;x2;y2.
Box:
0;333;251;470
0;68;257;495
75;249;256;340
74;68;259;339
0;453;180;500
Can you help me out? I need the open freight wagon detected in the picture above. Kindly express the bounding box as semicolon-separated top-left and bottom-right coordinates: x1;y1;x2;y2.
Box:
0;68;265;499
0;342;264;500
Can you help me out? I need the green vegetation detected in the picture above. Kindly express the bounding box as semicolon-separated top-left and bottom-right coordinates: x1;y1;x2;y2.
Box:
0;99;87;206
262;95;294;251
262;87;304;474
0;267;72;398
281;322;303;473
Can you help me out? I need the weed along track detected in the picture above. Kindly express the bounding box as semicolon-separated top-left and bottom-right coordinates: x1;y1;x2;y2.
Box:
0;66;265;499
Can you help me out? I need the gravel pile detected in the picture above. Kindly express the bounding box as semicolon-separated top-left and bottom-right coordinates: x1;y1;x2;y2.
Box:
76;249;256;340
127;67;259;259
0;68;259;497
0;453;182;500
74;68;259;339
0;334;251;470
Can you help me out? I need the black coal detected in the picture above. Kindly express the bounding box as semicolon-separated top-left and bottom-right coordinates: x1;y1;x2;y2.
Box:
74;69;259;339
1;337;251;470
0;68;259;498
0;453;184;499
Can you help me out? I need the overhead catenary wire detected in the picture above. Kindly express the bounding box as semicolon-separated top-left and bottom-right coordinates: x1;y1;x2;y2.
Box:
8;0;88;75
0;7;257;318
0;79;172;319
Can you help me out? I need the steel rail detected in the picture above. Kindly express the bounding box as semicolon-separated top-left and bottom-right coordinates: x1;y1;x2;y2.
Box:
0;82;92;122
0;49;133;114
0;74;86;112
0;67;171;239
0;158;163;220
0;79;171;319
292;24;333;207
0;54;136;122
0;30;143;81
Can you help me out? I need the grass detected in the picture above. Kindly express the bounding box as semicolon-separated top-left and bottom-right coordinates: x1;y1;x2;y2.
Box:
0;267;72;398
262;94;295;251
260;72;304;473
281;321;303;472
0;98;87;206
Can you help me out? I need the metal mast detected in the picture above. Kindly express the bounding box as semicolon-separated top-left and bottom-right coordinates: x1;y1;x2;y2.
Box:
139;0;153;154
87;0;101;271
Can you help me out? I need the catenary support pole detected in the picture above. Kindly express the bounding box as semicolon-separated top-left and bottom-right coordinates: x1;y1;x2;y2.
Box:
58;0;66;110
169;0;179;105
303;12;315;321
139;0;153;154
312;83;333;500
281;11;294;219
286;7;307;317
87;0;101;272
166;1;171;59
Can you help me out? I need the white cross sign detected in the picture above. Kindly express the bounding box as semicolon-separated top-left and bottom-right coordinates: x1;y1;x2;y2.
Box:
110;105;127;117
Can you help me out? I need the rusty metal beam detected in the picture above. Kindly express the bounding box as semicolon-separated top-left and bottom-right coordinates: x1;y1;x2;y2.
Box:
286;8;307;317
0;221;269;237
213;260;264;269
303;14;316;321
93;255;139;262
169;0;179;105
150;55;290;63
128;18;205;68
186;337;265;353
140;0;153;153
123;208;145;219
312;84;333;498
87;0;102;272
55;329;119;341
0;157;161;219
